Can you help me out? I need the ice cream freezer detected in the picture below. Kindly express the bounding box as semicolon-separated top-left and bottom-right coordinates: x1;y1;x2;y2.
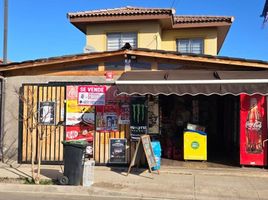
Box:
184;130;207;161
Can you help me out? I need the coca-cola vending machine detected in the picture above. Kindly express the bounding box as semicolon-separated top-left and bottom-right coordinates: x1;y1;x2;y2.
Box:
240;94;267;166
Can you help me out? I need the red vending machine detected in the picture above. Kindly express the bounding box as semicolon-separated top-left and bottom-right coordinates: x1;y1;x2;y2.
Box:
240;94;267;166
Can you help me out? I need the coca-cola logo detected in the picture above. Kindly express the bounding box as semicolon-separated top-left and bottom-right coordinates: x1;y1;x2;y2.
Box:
245;121;262;131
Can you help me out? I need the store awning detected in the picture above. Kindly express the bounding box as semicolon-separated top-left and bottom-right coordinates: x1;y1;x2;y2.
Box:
116;70;268;96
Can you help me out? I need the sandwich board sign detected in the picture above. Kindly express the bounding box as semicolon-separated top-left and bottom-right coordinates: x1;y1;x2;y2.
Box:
127;135;159;175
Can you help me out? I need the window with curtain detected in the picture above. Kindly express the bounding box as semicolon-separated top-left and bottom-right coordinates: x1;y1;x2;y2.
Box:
177;39;204;54
107;32;137;51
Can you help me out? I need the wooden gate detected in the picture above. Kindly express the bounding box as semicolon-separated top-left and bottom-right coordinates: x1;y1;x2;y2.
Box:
20;84;65;163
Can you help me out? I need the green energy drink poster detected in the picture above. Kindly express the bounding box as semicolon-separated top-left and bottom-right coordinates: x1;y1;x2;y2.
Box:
130;97;148;140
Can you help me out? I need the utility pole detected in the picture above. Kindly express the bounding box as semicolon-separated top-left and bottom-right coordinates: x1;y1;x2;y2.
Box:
3;0;8;64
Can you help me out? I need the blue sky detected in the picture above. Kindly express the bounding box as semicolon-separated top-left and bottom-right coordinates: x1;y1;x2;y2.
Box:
0;0;267;62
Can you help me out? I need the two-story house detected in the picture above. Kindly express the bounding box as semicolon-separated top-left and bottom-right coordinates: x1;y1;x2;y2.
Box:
1;7;268;167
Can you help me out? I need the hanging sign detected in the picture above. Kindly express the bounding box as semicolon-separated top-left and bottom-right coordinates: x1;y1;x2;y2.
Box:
109;139;127;164
130;97;148;140
105;71;114;81
78;85;106;106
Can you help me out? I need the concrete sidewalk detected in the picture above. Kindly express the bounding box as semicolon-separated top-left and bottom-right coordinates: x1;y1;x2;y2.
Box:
1;162;268;199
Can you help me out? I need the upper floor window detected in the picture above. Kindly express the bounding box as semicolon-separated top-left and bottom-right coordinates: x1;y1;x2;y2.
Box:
177;39;204;54
107;32;137;51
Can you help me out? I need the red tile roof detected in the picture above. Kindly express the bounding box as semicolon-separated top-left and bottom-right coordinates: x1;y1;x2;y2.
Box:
67;6;233;24
174;16;233;24
67;6;173;18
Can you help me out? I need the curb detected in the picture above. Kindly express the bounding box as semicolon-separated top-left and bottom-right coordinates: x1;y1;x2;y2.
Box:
0;183;180;200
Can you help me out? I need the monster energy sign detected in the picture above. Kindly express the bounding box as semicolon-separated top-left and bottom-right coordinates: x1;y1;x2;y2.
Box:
130;97;148;140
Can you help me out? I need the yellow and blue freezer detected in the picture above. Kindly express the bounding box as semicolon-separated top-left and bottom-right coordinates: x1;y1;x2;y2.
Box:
184;130;207;161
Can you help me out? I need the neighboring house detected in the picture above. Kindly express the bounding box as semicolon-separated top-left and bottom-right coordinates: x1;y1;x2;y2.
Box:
1;7;268;168
68;7;233;56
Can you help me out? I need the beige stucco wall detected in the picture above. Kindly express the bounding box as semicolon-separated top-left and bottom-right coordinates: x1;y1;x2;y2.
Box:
86;22;218;55
86;21;162;51
161;27;218;55
2;75;118;163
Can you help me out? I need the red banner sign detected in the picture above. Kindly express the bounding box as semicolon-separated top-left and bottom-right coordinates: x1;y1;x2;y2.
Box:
78;85;106;105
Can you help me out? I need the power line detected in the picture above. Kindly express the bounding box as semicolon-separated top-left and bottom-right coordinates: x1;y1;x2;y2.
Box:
170;0;176;8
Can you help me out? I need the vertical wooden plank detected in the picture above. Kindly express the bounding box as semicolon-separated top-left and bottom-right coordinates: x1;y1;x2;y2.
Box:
110;131;115;139
26;86;33;162
22;85;28;162
59;86;65;161
45;86;52;161
50;86;56;161
120;125;125;139
41;86;47;161
37;86;43;163
94;132;100;163
115;131;120;138
100;132;105;163
31;86;38;162
104;132;110;163
55;86;61;161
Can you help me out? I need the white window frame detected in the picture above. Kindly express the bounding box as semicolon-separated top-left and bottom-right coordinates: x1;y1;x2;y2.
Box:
176;38;204;54
107;32;137;51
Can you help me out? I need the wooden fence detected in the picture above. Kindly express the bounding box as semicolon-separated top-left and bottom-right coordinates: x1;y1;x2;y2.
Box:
20;84;135;165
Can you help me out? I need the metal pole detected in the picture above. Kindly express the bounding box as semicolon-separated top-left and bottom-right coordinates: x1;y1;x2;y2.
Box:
3;0;8;64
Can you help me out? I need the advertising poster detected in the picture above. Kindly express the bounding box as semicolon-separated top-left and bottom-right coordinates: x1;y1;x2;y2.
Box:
119;104;130;125
66;125;94;142
148;96;159;134
66;85;95;142
240;94;267;166
78;85;106;106
109;139;127;163
130;97;148;140
96;105;119;131
66;99;95;125
106;85;129;104
38;101;56;125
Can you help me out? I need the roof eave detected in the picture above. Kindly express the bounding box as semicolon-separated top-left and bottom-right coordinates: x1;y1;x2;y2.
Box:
68;14;173;34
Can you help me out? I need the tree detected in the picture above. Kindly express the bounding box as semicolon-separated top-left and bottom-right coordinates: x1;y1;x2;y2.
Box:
15;87;50;184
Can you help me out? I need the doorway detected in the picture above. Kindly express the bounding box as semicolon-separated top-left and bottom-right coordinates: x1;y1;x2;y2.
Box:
159;94;240;167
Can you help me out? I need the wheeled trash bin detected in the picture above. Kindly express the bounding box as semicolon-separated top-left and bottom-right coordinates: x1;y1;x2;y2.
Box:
59;140;88;185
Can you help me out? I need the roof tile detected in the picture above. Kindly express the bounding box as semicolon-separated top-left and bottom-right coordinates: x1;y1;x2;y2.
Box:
174;16;233;24
67;6;173;18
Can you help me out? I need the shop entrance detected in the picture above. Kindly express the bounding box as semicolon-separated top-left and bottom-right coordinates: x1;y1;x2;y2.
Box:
159;94;240;166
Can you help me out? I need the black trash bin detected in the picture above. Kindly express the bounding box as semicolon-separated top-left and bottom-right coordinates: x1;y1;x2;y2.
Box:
60;140;88;185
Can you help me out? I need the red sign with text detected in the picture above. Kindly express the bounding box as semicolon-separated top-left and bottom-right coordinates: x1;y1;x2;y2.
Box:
240;94;267;166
